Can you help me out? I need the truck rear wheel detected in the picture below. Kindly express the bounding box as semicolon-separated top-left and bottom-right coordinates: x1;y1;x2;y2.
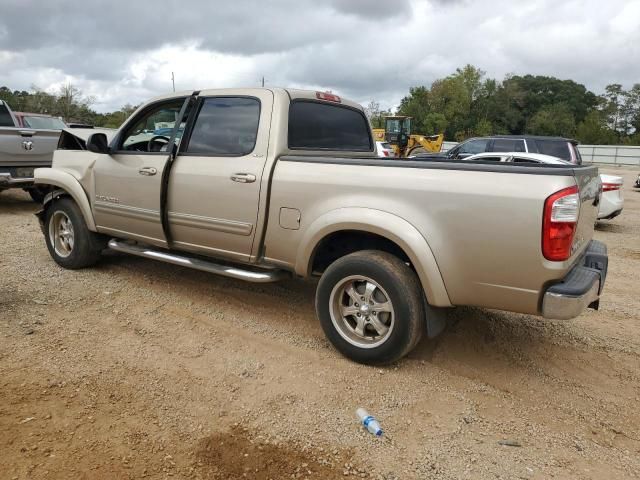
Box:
44;197;105;269
316;250;424;364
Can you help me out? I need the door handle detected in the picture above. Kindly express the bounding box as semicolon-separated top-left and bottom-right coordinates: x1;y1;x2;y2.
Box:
230;173;256;183
138;166;157;176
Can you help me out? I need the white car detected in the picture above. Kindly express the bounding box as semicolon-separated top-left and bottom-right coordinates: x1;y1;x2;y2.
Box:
597;174;623;220
462;152;570;165
463;152;623;220
376;141;396;158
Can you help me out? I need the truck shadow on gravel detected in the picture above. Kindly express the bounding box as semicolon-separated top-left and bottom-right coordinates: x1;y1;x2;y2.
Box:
100;251;317;300
409;306;579;370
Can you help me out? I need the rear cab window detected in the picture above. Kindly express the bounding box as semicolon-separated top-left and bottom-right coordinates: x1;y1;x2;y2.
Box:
22;116;66;129
288;101;372;151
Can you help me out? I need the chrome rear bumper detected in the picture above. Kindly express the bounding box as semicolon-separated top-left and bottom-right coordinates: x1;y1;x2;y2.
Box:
542;240;608;320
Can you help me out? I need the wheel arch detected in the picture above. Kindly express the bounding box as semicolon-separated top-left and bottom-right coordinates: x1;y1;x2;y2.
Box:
296;208;452;307
34;168;97;231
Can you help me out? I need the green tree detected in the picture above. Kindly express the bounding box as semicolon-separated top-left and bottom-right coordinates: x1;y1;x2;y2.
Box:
623;84;640;135
575;111;617;144
397;86;432;133
473;119;493;136
398;64;490;139
526;103;576;137
602;83;625;138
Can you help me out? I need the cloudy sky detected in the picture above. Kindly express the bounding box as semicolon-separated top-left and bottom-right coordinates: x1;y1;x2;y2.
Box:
1;0;638;112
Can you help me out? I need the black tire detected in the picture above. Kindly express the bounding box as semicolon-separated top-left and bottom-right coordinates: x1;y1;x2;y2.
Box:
44;197;106;269
27;187;48;204
316;250;424;365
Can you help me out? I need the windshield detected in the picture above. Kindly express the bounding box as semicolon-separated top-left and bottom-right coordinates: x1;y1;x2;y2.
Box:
22;116;66;129
386;119;401;134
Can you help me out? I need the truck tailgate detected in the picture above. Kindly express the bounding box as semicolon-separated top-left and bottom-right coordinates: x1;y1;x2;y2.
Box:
0;128;61;167
572;165;601;258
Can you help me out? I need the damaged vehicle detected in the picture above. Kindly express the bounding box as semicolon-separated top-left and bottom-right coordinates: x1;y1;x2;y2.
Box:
34;88;608;364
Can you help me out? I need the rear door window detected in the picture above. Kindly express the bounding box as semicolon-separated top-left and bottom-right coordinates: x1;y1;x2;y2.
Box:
492;138;526;152
533;139;571;161
185;97;260;156
288;101;372;151
458;139;490;155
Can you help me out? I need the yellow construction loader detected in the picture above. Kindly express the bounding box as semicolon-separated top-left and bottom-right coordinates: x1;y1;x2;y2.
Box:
372;116;443;157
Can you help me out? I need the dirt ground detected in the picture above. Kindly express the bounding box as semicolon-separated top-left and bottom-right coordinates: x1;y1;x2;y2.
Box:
1;167;639;480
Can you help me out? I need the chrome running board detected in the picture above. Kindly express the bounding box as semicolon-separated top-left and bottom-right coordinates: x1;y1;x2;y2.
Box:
108;239;289;283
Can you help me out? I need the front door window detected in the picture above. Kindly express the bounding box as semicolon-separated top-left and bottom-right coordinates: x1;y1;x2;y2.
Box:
119;99;190;152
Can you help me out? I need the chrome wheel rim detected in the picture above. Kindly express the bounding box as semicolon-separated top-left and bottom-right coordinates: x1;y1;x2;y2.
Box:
329;275;394;349
49;211;74;258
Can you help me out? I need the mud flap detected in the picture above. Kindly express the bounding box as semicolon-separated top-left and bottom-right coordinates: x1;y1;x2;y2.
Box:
424;296;449;339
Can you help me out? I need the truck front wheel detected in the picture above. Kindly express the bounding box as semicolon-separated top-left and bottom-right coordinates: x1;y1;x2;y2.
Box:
44;197;105;269
316;250;425;364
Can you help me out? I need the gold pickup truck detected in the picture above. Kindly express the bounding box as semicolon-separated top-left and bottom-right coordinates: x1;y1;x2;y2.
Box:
34;88;608;364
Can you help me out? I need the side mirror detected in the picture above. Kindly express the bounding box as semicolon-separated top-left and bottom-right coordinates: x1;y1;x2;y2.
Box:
87;133;109;154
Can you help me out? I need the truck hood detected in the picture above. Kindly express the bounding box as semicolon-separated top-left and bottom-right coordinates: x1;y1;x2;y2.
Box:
58;127;117;150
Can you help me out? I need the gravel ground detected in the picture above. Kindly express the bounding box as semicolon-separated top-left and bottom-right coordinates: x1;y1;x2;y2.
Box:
1;167;639;480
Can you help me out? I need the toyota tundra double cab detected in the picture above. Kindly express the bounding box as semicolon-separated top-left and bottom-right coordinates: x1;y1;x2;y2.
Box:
33;88;608;364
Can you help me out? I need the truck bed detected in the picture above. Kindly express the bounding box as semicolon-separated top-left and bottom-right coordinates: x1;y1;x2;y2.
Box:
264;155;600;315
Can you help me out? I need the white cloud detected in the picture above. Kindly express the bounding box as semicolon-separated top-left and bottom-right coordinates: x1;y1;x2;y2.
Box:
1;0;638;113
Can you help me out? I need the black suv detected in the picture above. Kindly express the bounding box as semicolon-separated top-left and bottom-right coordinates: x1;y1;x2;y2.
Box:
433;135;582;165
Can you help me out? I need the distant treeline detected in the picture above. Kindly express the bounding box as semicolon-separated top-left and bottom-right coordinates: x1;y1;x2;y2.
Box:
366;65;640;145
3;65;640;144
0;84;137;129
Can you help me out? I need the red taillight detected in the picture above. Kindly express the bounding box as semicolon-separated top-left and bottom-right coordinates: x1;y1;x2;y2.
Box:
601;182;621;192
316;91;341;103
542;185;579;261
383;151;389;157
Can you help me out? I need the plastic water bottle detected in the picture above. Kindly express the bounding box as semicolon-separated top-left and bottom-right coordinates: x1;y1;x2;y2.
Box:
356;408;383;437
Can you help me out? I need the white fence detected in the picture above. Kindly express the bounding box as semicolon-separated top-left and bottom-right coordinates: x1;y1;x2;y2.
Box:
578;145;640;166
439;141;640;166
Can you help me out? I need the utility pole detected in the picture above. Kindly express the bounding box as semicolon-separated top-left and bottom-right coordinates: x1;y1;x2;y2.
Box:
172;72;175;92
261;76;265;87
